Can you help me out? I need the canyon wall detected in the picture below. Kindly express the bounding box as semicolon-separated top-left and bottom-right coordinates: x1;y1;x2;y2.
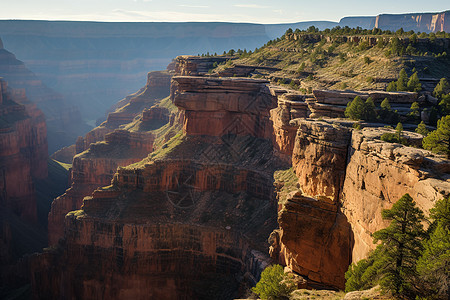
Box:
341;128;450;262
0;79;47;222
0;38;89;152
270;120;353;289
0;21;271;127
375;10;450;33
33;75;282;299
73;71;172;156
270;116;449;289
0;78;49;294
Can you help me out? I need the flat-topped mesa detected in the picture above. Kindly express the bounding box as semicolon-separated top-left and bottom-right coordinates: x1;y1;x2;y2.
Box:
375;11;450;33
342;127;450;262
171;76;277;138
174;55;230;76
48;129;155;245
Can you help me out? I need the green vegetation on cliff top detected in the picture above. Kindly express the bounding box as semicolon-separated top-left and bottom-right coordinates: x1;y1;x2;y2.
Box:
212;27;450;92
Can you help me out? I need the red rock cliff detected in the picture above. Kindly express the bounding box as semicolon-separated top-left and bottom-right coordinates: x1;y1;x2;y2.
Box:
33;76;284;299
48;129;156;245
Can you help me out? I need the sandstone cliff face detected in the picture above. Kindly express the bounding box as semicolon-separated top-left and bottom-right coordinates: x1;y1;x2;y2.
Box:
34;76;283;299
270;116;449;290
48;129;156;245
341;128;450;262
171;76;276;139
375;10;450;33
270;120;353;289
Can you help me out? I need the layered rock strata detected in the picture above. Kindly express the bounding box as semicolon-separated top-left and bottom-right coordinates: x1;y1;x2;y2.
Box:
270;120;353;290
48;129;156;245
75;71;172;155
33;76;283;299
171;76;276;138
0;38;87;152
174;56;230;76
0;78;47;222
270;93;308;156
270;118;449;290
375;10;450;33
0;78;49;294
341;127;450;261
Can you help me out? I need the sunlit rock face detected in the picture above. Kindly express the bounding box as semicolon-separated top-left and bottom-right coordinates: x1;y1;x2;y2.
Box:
33;76;282;299
341;128;450;262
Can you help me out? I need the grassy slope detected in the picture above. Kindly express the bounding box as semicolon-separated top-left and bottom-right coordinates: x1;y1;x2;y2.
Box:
222;35;450;92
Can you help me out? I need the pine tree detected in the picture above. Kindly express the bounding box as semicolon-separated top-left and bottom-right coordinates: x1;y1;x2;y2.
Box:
415;121;429;136
381;98;391;110
433;78;450;100
396;122;403;141
439;94;450;116
362;97;377;121
423;115;450;158
345;96;365;120
372;194;426;298
387;81;397;92
416;197;450;299
397;69;408;91
407;72;421;92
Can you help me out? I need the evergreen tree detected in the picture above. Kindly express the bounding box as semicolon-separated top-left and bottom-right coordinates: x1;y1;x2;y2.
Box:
362;97;377;121
416;197;450;299
439;94;450;116
407;72;421;92
371;194;426;298
345;96;365;120
252;265;295;300
433;78;450;100
396;122;403;141
423;115;450;158
397;69;408;91
415;121;429;136
381;98;391;110
387;81;397;92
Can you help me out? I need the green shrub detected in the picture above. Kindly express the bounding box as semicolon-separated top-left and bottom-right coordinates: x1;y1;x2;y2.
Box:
252;265;296;300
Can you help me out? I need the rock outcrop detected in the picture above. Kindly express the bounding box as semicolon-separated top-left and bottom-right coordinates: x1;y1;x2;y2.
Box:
48;129;156;245
174;56;230;76
270;120;353;290
171;76;276;138
72;71;172;156
341;127;450;262
33;76;284;299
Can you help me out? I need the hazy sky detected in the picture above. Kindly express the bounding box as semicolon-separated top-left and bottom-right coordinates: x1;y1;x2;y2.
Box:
1;0;449;24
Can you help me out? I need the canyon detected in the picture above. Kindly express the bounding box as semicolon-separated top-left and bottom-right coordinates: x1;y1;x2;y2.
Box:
0;10;446;138
0;37;89;153
0;77;51;294
26;55;449;299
